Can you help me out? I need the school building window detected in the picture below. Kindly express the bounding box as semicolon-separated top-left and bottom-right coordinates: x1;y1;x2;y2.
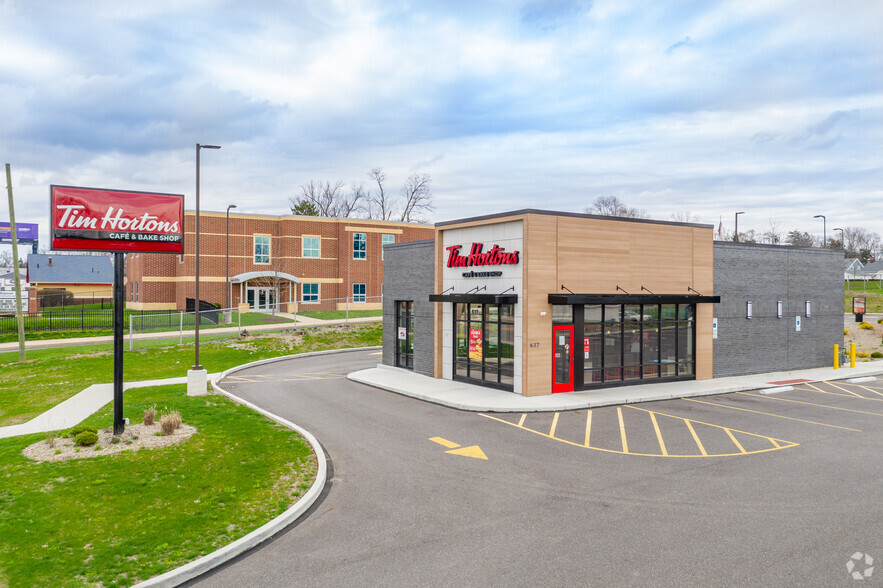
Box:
382;234;395;259
254;235;270;264
353;283;366;303
302;283;319;302
353;233;366;259
302;236;320;258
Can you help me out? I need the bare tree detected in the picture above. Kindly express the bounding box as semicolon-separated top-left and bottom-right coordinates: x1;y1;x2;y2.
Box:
841;226;881;260
399;173;433;223
670;211;702;223
367;168;395;221
290;180;366;218
585;196;646;218
763;218;783;244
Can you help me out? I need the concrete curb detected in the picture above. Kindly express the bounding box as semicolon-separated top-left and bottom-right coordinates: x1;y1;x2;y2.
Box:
347;362;883;413
132;346;380;588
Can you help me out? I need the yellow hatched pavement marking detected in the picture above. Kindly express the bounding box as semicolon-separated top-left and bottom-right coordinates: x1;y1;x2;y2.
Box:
549;413;560;438
684;398;862;432
738;392;883;417
647;411;668;456
725;428;747;454
684;420;708;456
627;405;795;452
804;381;864;398
835;381;883;398
479;406;799;458
825;380;877;397
792;384;883;402
616;407;629;454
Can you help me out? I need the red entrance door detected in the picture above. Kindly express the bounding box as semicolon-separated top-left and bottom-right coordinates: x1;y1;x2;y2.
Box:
552;325;574;393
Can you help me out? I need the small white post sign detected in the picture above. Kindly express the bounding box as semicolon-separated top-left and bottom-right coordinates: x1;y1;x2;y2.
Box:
796;316;801;332
397;327;407;340
712;317;718;339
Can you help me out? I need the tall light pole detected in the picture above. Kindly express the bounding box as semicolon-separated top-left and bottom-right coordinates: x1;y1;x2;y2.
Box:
734;211;745;242
193;143;220;375
226;204;237;311
813;214;826;247
833;227;844;249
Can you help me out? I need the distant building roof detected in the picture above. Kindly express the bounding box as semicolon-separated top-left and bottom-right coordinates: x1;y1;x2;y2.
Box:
857;259;883;275
844;258;862;270
26;254;114;285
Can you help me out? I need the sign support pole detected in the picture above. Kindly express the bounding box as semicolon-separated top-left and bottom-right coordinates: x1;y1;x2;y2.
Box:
113;251;125;435
4;164;26;361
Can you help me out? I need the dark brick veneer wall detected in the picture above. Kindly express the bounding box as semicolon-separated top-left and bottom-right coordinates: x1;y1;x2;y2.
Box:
382;240;436;377
713;242;843;377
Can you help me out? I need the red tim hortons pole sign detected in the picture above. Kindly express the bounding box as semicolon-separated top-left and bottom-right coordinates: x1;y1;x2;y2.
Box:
50;185;184;254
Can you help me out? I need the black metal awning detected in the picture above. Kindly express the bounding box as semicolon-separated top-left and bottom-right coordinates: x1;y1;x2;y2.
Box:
547;293;720;305
429;293;519;304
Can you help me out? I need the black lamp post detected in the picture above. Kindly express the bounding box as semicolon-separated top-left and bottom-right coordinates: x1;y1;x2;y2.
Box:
734;211;745;242
193;143;220;372
813;214;826;247
226;204;237;311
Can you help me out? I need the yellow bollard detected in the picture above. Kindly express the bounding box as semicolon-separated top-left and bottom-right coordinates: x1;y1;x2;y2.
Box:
834;344;839;369
850;342;856;368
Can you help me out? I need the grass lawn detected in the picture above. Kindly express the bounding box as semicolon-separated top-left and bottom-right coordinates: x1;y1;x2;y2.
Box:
0;323;382;427
298;309;382;320
0;383;316;587
845;281;883;313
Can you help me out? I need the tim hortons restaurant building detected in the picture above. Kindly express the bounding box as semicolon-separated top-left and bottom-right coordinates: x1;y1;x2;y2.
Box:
126;210;434;312
382;209;843;396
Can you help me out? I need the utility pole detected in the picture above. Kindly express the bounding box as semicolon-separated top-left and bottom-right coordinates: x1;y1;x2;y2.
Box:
5;164;26;361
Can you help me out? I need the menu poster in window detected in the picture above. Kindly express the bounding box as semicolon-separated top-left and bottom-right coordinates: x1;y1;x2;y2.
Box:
468;328;483;360
584;337;590;359
398;327;407;340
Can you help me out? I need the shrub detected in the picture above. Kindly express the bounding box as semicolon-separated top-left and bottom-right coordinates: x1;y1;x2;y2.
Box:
859;322;874;330
68;424;97;438
159;411;183;436
857;352;870;358
871;352;883;358
74;431;98;446
878;318;883;324
143;406;156;426
45;430;57;448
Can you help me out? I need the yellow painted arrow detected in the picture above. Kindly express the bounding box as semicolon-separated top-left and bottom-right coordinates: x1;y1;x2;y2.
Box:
429;437;488;460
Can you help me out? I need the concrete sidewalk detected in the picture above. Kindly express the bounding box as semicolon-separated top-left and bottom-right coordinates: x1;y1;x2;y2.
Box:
0;314;380;352
348;361;883;412
0;374;221;439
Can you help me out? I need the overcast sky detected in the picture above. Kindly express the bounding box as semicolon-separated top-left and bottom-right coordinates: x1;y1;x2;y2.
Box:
2;0;881;253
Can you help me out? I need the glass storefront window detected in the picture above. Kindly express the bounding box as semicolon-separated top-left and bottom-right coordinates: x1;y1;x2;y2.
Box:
578;303;696;387
454;302;514;391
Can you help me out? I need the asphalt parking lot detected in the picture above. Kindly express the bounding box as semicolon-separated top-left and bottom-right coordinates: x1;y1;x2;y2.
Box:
193;350;882;587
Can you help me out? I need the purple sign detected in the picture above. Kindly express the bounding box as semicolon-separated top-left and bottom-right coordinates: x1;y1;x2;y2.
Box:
0;222;38;240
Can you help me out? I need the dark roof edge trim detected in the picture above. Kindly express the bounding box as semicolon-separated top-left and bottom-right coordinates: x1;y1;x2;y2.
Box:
547;293;721;305
436;208;713;230
429;293;519;304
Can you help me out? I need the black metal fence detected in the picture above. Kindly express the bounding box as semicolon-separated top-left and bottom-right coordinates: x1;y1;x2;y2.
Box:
0;309;117;333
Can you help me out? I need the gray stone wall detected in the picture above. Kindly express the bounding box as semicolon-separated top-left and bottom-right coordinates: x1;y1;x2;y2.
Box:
382;240;436;376
713;242;843;377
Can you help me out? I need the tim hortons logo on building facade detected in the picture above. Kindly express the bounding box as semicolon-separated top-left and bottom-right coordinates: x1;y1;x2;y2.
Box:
445;243;520;268
50;185;184;254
